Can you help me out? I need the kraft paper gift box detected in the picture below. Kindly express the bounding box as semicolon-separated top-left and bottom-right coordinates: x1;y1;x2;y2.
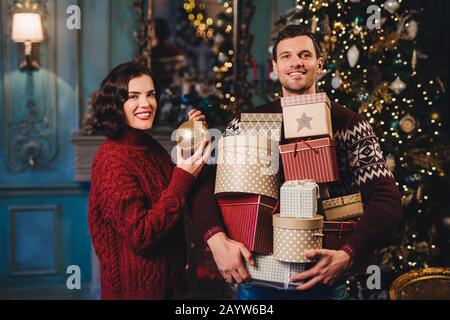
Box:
281;92;332;140
245;254;313;290
279;137;339;183
280;180;319;218
273;214;324;263
217;194;278;254
322;193;364;221
323;221;378;274
215;135;280;199
240;113;283;142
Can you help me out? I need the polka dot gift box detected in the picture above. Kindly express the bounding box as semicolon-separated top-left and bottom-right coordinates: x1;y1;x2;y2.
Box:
215;135;280;199
280;180;319;218
273;214;324;263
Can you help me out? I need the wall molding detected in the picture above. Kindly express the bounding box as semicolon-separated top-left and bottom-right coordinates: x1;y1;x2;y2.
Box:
0;284;91;300
9;205;61;277
0;184;89;197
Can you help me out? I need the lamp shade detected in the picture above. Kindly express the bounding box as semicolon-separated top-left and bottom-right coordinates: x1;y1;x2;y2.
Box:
11;13;44;42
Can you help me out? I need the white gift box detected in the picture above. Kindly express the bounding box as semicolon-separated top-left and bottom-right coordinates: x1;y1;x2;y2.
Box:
280;180;319;218
245;254;312;290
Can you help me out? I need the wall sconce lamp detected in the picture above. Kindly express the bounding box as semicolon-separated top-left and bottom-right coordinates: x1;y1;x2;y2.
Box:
11;2;45;72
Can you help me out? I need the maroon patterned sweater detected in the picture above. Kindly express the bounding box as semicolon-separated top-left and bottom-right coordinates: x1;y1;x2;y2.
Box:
88;126;197;299
190;99;403;261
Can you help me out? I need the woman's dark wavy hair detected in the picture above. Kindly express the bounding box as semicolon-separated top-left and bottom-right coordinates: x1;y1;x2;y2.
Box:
89;62;161;138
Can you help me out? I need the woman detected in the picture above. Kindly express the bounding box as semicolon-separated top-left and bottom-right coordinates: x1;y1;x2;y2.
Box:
88;62;209;299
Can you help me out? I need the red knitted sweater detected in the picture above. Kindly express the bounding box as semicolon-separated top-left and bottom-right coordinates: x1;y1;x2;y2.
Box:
88;126;197;300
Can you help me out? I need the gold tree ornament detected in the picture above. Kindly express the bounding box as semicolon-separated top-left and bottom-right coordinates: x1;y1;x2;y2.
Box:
175;120;210;154
399;113;416;134
411;49;417;71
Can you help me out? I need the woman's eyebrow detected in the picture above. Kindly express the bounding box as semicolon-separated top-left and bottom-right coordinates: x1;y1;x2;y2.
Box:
128;90;155;94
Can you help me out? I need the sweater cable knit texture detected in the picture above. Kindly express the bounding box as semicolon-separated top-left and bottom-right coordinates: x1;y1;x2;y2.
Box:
88;126;196;299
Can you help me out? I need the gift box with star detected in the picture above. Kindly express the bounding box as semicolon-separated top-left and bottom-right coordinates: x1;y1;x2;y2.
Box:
281;92;333;140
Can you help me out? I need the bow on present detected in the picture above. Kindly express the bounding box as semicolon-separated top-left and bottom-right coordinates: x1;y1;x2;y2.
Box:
293;139;320;158
283;179;320;200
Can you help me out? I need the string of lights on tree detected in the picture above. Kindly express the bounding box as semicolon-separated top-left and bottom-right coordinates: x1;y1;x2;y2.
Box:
180;0;254;118
269;0;449;298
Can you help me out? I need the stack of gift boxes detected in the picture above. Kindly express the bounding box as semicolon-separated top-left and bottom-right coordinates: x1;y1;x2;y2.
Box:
215;93;366;289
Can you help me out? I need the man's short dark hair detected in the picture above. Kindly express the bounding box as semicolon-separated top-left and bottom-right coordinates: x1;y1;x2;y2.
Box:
273;24;321;61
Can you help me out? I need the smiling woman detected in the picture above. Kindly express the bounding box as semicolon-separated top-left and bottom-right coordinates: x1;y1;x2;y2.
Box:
87;62;212;299
88;63;161;138
123;75;158;131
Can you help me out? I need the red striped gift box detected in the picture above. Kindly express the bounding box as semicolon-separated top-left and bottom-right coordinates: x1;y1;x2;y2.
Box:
323;221;378;274
279;138;339;183
217;194;278;255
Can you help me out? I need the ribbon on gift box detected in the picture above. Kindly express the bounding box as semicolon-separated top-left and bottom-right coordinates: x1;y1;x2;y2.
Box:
322;193;362;209
271;200;280;214
218;201;277;211
282;179;320;199
292;139;320;158
323;220;358;239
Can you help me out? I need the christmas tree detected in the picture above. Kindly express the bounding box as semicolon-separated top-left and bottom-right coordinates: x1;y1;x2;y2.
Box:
172;0;240;126
268;0;449;298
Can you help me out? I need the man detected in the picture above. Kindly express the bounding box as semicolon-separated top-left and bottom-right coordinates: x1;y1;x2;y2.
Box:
190;24;403;299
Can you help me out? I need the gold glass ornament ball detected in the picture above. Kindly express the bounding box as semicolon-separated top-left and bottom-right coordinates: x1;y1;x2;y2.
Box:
399;114;416;134
176;120;210;153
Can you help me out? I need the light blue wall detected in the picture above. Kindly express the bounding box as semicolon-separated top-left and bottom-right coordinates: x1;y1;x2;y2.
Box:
0;0;138;298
